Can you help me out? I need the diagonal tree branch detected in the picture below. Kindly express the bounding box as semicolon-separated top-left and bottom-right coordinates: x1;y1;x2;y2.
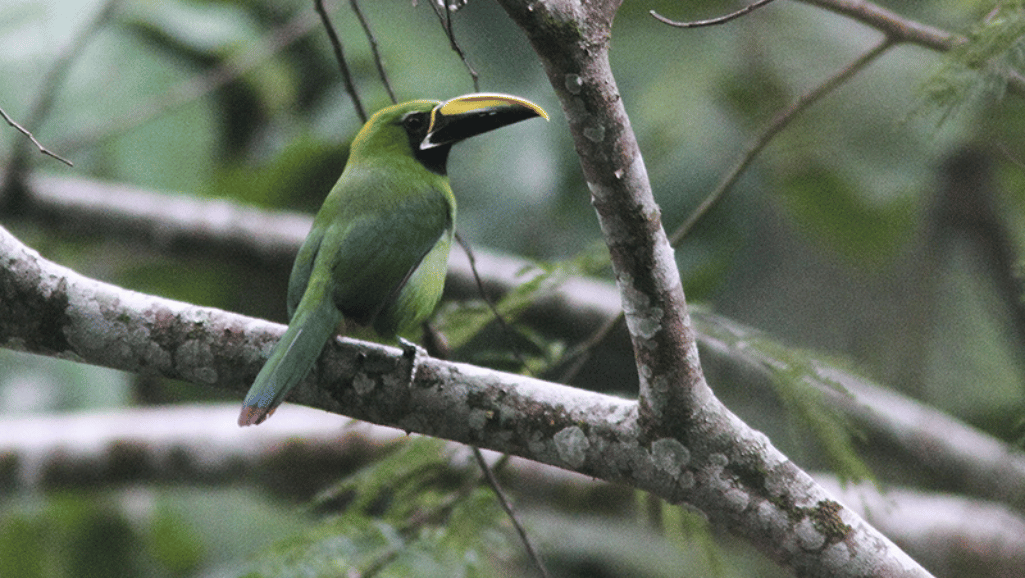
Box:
498;0;931;575
496;0;702;436
798;0;956;51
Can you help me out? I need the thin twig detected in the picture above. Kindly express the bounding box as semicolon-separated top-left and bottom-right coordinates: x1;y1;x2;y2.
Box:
556;310;622;384
650;0;779;29
0;105;72;167
349;0;397;104
454;233;531;372
428;0;480;92
315;0;367;123
471;447;551;578
798;0;956;51
443;237;546;575
669;38;894;246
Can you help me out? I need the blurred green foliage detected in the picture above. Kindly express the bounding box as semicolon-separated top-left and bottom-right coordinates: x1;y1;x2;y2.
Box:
2;0;1025;576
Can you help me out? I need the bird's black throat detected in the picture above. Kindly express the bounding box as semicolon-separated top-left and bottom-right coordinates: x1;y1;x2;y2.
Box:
413;144;452;176
401;111;451;176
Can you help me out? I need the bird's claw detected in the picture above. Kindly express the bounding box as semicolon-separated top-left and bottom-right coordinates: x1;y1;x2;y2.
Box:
397;337;426;384
398;337;423;359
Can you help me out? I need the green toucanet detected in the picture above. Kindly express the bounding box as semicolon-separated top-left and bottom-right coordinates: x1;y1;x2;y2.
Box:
239;93;547;426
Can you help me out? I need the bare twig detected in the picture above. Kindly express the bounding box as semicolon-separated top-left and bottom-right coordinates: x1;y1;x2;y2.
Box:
798;0;956;51
472;447;551;578
454;233;531;372
0;105;72;167
427;0;480;92
350;0;397;104
669;38;894;246
650;0;779;29
315;0;367;123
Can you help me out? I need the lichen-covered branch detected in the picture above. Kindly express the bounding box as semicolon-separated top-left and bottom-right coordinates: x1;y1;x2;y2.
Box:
0;216;929;576
12;173;1023;515
495;0;703;437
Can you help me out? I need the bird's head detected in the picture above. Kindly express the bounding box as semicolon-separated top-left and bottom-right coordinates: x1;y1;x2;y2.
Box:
350;93;548;175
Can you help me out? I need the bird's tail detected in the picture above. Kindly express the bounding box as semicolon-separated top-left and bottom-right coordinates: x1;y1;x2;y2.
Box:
238;287;343;426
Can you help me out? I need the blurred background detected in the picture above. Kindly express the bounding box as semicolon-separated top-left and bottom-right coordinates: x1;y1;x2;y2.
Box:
1;0;1024;576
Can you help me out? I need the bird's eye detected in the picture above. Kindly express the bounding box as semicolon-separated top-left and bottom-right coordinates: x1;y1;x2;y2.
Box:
402;113;425;132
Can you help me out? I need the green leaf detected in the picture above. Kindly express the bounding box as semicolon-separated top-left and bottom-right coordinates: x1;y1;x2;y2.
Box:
241;438;508;577
435;242;607;372
146;505;205;575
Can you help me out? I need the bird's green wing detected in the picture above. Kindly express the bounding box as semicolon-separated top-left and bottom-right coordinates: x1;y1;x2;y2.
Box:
319;185;452;337
286;224;325;320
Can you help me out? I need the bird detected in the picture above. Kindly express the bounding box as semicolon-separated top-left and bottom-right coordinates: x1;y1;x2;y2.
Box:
238;93;548;426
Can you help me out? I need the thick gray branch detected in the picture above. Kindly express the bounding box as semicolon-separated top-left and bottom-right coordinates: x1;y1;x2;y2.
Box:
495;0;702;438
0;221;928;577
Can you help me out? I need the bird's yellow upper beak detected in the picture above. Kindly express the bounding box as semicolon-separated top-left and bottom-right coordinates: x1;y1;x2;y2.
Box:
433;93;549;122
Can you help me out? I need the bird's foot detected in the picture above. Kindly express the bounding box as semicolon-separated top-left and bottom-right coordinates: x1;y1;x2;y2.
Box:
398;336;422;359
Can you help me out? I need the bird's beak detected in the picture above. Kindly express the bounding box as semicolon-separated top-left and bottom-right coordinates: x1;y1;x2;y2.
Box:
421;93;548;150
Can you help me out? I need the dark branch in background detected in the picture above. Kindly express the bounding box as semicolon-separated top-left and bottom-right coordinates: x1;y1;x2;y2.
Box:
0;105;72;167
427;0;480;92
650;0;779;29
349;0;397;104
669;38;893;246
60;9;319;153
932;149;1025;368
315;0;367;123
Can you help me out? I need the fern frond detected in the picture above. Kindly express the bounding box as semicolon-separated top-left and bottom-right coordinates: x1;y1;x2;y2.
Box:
917;3;1025;123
